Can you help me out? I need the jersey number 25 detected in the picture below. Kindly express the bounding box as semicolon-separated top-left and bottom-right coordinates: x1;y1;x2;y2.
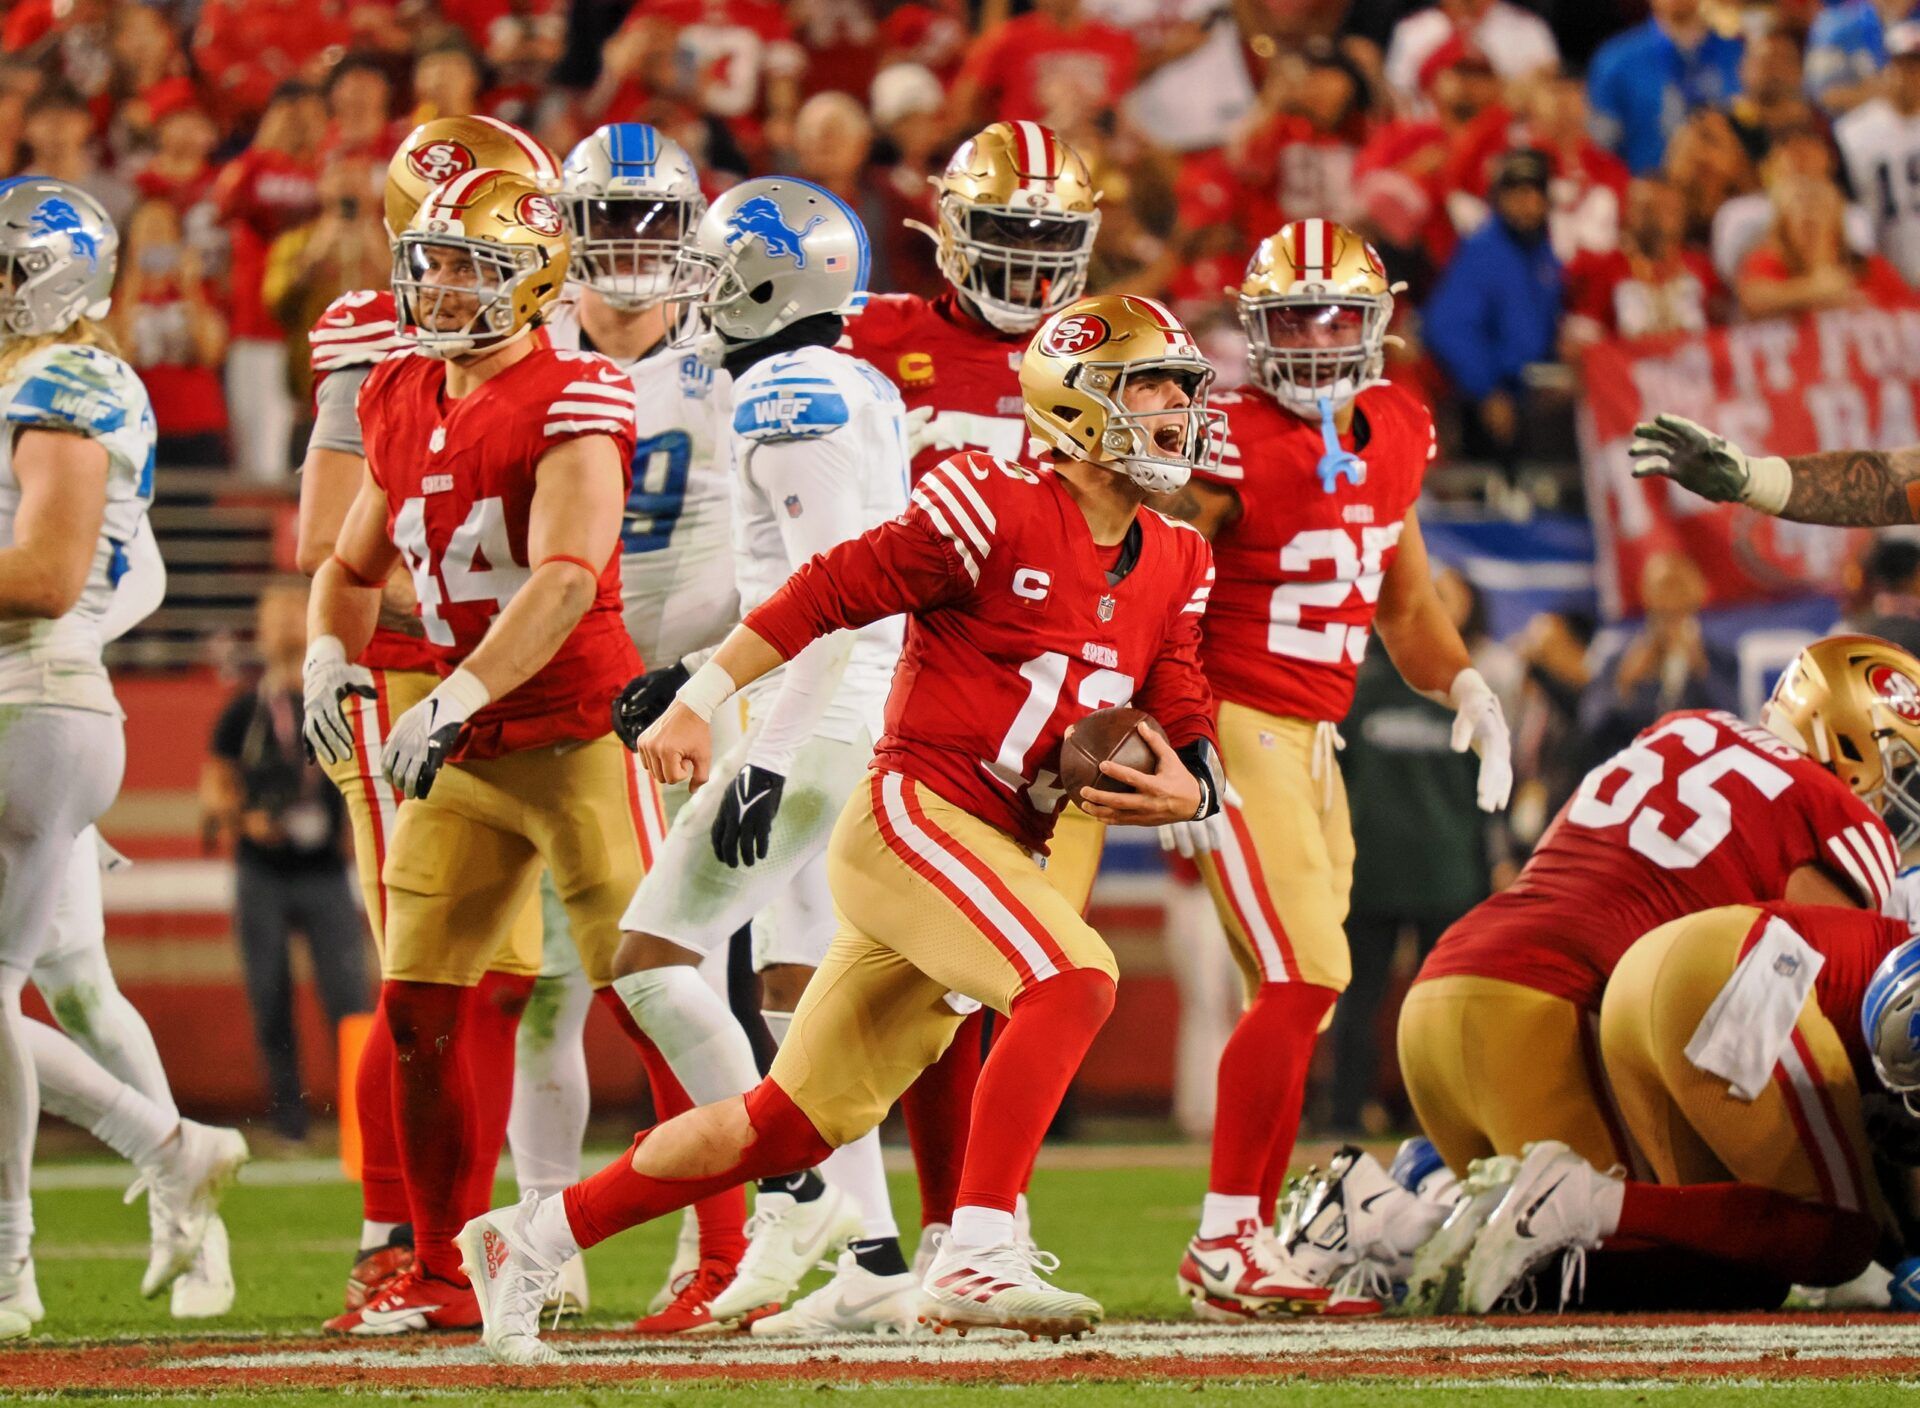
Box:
1268;524;1404;664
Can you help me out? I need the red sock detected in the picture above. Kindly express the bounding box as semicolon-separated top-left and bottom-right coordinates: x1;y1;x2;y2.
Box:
1203;982;1335;1218
591;987;749;1266
356;991;409;1226
562;1078;832;1250
460;972;534;1219
955;969;1115;1214
1614;1182;1879;1287
900;1007;984;1227
384;979;474;1281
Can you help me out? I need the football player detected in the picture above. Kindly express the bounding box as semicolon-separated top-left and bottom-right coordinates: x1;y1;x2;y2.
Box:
295;115;559;1318
1401;634;1916;1309
457;293;1225;1364
1459;899;1914;1313
1143;220;1511;1320
303;168;657;1334
844;118;1102;1261
0;179;247;1339
547;122;750;1330
604;176;915;1335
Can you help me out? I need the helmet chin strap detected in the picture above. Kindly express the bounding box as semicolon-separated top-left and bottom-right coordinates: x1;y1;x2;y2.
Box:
1314;396;1365;495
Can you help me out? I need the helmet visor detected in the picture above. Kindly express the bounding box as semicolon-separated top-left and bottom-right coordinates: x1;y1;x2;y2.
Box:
951;203;1096;323
561;193;704;309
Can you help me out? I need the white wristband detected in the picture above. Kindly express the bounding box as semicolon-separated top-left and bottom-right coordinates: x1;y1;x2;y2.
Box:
675;659;737;723
1743;454;1792;516
436;666;492;716
305;634;348;670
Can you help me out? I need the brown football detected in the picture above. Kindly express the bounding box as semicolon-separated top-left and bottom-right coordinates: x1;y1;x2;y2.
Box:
1059;706;1165;804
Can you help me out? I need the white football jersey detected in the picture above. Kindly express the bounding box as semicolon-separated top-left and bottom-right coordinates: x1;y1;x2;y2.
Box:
0;343;155;712
1838;97;1920;286
728;342;907;741
546;293;738;669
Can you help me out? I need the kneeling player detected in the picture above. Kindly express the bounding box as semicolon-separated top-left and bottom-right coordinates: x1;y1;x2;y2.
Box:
458;293;1226;1363
1459;901;1911;1313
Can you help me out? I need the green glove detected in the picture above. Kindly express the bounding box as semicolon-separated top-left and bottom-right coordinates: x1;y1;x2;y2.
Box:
1628;413;1791;513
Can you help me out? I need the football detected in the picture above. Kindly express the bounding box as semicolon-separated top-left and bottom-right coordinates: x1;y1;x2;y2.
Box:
1060;706;1165;803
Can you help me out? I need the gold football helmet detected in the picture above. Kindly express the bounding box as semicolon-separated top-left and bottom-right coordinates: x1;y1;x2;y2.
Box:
1020;293;1224;494
1764;634;1920;850
384;115;561;238
393;168;569;358
910;120;1100;335
1239;218;1400;417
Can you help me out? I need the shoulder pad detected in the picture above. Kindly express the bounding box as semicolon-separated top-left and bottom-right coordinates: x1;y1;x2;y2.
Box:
5;344;139;438
310;290;405;378
733;355;853;441
546;352;638;436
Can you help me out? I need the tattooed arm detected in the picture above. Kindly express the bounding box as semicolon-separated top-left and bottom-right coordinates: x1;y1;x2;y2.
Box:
1144;478;1243;540
1630;413;1920;525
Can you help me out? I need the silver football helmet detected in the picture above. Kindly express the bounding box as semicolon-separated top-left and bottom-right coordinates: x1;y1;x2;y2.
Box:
673;176;868;362
0;177;116;338
560;123;707;312
1865;934;1920;1114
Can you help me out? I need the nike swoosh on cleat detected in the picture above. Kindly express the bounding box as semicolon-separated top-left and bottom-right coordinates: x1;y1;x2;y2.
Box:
1513;1176;1567;1239
832;1289;905;1320
1192;1256;1231;1283
1358;1191;1394;1212
355;1303;440;1330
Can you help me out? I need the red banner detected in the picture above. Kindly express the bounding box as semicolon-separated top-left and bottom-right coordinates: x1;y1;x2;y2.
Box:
1579;309;1899;617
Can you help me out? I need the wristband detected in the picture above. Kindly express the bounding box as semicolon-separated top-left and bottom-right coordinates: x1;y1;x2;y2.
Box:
1743;454;1792;515
306;634;348;669
675;659;738;723
436;666;491;716
331;554;383;589
538;554;600;578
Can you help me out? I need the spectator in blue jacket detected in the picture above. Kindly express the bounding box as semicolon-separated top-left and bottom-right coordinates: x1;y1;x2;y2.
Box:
1807;0;1920;116
1588;0;1745;174
1424;148;1563;469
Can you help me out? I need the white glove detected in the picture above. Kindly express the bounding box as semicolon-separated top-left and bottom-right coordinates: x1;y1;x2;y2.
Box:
302;635;375;765
382;668;490;800
1156;774;1242;857
1448;667;1512;812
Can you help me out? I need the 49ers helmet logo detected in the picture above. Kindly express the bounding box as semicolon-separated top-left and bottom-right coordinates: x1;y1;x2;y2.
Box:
406;140;476;185
1870;663;1920;723
1040;313;1111;357
516;193;563;237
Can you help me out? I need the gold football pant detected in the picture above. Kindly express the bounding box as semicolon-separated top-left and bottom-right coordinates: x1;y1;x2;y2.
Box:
1398;974;1631;1173
381;732;667;988
1044;802;1106;915
1601;906;1878;1214
770;771;1119;1146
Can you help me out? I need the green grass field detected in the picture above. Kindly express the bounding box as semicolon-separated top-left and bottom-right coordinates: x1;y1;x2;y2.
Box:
9;1154;1920;1404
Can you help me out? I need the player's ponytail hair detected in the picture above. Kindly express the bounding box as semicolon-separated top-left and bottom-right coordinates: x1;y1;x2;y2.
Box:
0;317;124;385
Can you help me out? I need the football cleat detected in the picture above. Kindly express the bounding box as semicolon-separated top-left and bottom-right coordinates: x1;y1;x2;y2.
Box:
1177;1220;1324;1319
1267;1145;1450;1317
455;1194;562;1364
1462;1141;1617;1315
704;1184;861;1327
910;1223;948;1284
169;1214;235;1319
751;1250;919;1337
544;1255;589;1319
0;1306;26;1341
128;1121;250;1298
631;1255;764;1335
647;1207;701;1313
1405;1154;1519;1315
344;1238;414;1312
328;1268;482;1336
919;1238;1101;1341
0;1257;43;1323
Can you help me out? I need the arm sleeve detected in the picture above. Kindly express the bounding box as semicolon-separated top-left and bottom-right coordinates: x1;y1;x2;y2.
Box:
99;518;165;643
309;365;368;457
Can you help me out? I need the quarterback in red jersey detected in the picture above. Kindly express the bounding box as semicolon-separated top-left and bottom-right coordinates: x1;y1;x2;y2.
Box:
458;294;1226;1363
293;114;559;1319
1145;219;1512;1321
843;117;1104;1255
302;168;665;1334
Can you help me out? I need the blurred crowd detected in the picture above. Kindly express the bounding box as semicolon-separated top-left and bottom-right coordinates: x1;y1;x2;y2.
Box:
12;0;1920;485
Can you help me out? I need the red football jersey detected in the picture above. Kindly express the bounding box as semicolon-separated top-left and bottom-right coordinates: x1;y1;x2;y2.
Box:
1419;710;1900;1013
745;453;1217;853
1194;381;1435;722
357;347;641;759
843;291;1030;483
1745;903;1910;1080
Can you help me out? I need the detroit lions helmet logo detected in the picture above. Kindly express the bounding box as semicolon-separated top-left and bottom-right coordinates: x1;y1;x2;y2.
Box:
725;196;825;267
29;197;98;271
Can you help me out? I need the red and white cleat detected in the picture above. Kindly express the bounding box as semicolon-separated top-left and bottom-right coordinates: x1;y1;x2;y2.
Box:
324;1268;481;1336
631;1256;770;1336
1177;1220;1328;1319
343;1240;413;1314
918;1238;1101;1342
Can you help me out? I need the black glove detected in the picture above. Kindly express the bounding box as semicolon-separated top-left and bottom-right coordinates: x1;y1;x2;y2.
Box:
613;662;691;750
712;764;784;868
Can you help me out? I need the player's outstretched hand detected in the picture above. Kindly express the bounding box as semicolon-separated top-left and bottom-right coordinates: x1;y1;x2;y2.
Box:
1077;722;1203;826
1628;414;1753;503
637;700;713;789
613;663;691;750
1448;668;1513;812
712;764;784;867
302;636;375;765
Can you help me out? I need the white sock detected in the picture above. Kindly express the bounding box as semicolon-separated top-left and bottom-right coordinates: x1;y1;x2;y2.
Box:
821;1129;898;1242
948;1205;1015;1251
27;1019;173;1166
1200;1192;1260;1238
508;968;593;1199
611;966;761;1105
525;1190;582;1266
360;1220;401;1251
1594;1177;1625;1237
0;971;36;1264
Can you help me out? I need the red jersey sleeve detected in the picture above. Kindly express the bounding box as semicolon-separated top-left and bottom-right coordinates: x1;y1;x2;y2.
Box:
1801;780;1900;912
537;354;639;464
310;290;406;386
1136;530;1218;751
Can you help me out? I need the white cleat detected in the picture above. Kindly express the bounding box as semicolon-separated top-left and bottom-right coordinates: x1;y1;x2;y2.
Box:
1462;1141;1617;1315
910;1223;948;1284
918;1237;1101;1341
705;1184;861;1327
169;1214;236;1319
1261;1146;1450;1317
129;1121;250;1299
456;1192;564;1366
647;1207;701;1313
750;1251;918;1337
1405;1154;1519;1315
0;1306;27;1341
0;1257;42;1324
544;1253;589;1319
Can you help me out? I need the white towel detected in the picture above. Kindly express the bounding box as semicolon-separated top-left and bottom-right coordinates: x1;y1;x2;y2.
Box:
1684;916;1823;1101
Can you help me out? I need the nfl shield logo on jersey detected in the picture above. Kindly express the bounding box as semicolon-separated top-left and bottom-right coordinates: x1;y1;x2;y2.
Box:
1097;594;1116;622
785;494;804;518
